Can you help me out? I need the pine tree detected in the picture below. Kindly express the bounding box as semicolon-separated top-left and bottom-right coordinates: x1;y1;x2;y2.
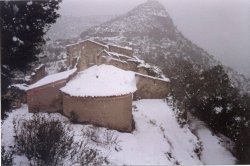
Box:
1;0;61;70
1;0;61;119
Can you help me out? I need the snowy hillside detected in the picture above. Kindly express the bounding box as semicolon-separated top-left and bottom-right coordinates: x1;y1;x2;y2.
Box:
2;99;236;165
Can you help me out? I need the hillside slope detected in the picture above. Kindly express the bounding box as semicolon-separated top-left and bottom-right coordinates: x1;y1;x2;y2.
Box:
2;99;236;165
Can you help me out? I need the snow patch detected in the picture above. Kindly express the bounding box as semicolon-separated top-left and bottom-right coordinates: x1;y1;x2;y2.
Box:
135;72;170;82
188;114;236;164
27;1;32;5
215;106;223;114
12;36;24;45
10;84;29;91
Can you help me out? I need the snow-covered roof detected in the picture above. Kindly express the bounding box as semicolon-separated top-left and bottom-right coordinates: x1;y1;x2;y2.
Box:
127;56;144;64
66;39;108;49
107;51;131;59
135;72;170;82
61;65;137;97
27;68;76;90
110;58;128;64
137;63;151;69
102;56;128;64
108;44;133;51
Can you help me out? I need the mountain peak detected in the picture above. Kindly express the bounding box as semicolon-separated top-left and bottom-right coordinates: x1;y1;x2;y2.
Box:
129;0;169;18
81;0;175;39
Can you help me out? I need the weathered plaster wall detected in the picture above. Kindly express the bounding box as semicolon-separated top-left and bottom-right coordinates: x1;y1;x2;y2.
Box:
135;74;170;99
108;45;133;57
77;41;107;71
108;59;129;71
27;80;67;113
127;60;139;72
99;56;129;71
137;67;148;75
62;93;133;132
66;44;81;67
66;40;134;71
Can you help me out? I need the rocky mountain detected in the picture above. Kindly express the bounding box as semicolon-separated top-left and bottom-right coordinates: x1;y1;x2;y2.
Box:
79;0;249;93
80;0;217;69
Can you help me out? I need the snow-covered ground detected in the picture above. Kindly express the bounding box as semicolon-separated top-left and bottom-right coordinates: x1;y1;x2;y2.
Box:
2;99;236;165
188;114;237;164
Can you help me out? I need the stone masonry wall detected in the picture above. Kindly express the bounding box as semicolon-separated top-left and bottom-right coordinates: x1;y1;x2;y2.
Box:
77;40;107;71
127;60;139;72
108;45;133;57
66;44;81;67
108;59;129;71
62;93;133;132
135;73;170;99
66;40;134;70
99;56;130;71
65;39;171;100
27;80;67;113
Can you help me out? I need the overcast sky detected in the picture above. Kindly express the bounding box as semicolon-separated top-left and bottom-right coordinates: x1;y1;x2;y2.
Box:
59;0;250;76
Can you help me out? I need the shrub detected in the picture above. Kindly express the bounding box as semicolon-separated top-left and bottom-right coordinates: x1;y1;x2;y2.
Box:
70;142;109;165
1;146;14;166
13;114;109;165
13;114;73;166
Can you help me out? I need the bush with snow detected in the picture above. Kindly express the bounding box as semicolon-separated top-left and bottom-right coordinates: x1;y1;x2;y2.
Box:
1;146;14;166
13;114;108;165
13;114;73;165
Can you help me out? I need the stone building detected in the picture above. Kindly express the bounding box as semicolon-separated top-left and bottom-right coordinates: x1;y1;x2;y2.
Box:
26;39;170;132
26;69;76;113
66;39;134;71
135;73;170;99
61;65;136;132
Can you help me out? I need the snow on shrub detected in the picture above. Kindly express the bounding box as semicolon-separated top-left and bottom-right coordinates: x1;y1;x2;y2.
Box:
13;114;73;166
13;114;108;166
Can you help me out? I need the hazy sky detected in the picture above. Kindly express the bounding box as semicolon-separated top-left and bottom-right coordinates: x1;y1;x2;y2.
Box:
59;0;250;76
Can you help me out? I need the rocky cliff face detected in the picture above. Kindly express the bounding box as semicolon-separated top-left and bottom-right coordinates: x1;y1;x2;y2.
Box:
80;0;249;93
